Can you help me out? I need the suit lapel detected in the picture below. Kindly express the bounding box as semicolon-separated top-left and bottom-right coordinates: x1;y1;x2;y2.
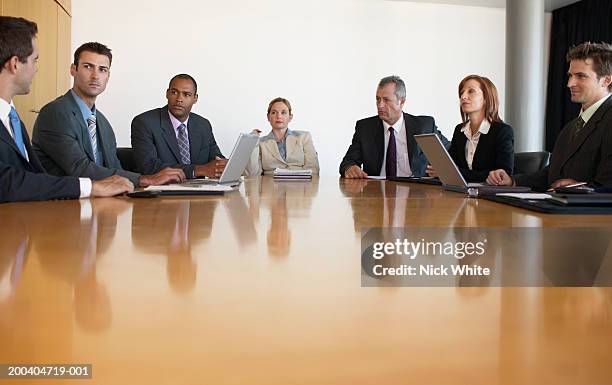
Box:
559;97;612;168
471;125;493;168
160;107;182;163
0;121;24;159
95;113;113;166
66;91;96;162
403;113;419;165
186;113;201;161
262;137;286;164
285;135;299;162
374;119;384;172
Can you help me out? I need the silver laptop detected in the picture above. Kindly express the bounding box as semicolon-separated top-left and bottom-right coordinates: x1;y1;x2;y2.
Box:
413;133;530;196
183;133;259;187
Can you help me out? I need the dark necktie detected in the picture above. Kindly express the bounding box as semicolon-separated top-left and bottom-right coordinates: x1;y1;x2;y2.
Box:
177;123;191;164
386;127;397;177
9;107;27;159
572;116;585;142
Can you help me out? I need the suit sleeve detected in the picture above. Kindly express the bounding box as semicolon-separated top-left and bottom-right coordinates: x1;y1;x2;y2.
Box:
459;123;515;183
593;119;612;187
0;162;80;203
244;143;262;177
302;132;320;174
33;106;139;184
339;123;363;176
206;122;224;161
514;166;550;192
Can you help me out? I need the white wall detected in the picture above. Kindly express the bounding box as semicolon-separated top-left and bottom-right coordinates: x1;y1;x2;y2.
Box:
72;0;505;175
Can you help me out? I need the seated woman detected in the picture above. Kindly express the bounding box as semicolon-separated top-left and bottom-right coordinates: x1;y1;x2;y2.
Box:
427;75;514;182
246;97;319;176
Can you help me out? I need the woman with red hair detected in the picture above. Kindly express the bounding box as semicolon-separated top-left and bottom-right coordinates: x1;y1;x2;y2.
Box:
427;75;514;182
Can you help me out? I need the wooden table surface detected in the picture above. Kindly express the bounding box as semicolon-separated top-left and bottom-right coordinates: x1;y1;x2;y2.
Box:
0;177;610;385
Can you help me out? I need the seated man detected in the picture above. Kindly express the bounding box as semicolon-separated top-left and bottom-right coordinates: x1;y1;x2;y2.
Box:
340;75;448;178
131;74;227;179
0;16;132;203
32;42;184;187
487;42;612;191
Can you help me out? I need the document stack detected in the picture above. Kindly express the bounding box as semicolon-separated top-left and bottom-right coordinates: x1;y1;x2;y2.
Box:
273;168;313;180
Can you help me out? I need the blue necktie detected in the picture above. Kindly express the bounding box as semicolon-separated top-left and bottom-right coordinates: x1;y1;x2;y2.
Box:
9;107;28;159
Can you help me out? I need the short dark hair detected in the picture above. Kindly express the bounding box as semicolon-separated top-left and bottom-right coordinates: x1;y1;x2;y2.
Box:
73;42;112;67
0;16;38;73
567;42;612;91
169;74;198;93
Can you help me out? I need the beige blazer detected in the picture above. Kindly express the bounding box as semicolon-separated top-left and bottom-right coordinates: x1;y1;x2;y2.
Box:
245;130;319;176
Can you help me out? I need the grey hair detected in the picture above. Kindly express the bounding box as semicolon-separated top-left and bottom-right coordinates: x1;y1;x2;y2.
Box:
378;75;406;101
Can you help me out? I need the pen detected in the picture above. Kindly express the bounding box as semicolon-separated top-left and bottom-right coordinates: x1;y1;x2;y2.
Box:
547;182;587;192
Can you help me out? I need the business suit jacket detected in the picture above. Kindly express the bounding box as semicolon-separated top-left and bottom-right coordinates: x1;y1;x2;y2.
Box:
245;130;319;176
1;120;79;203
130;106;224;177
448;121;514;183
515;95;612;192
32;91;140;185
339;112;449;177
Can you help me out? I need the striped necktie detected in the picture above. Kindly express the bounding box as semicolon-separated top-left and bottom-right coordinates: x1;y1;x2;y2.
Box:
177;123;191;164
87;114;101;165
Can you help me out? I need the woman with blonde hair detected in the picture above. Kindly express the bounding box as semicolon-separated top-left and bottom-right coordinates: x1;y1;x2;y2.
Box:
246;97;319;176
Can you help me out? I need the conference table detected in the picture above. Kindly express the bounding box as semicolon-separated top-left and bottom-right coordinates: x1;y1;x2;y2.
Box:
0;176;611;385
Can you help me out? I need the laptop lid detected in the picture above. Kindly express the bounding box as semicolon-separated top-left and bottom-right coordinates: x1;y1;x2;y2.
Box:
413;133;468;189
217;133;259;184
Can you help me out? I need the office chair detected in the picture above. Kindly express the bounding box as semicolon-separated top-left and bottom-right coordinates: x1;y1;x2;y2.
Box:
513;151;551;174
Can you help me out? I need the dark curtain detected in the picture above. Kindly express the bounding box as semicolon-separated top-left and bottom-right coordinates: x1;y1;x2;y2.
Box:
545;0;612;151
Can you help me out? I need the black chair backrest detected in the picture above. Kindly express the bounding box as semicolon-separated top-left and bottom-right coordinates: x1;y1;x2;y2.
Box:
116;147;136;173
513;151;551;175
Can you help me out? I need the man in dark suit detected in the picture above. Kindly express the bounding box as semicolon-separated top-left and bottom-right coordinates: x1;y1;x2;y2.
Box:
487;42;612;191
131;74;227;178
340;75;448;178
0;16;132;203
32;42;185;187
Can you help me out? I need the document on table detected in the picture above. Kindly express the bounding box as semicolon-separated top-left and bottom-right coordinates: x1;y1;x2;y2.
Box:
366;176;386;180
496;193;552;200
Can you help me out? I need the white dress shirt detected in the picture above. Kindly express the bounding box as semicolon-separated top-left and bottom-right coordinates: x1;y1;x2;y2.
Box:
0;98;92;198
579;94;611;124
461;119;491;170
380;113;412;177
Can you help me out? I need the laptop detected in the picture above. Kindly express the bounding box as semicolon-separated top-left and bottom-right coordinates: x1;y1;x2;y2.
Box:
183;133;259;187
413;133;531;196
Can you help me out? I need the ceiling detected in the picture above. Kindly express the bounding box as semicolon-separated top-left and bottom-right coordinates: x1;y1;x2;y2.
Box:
389;0;581;12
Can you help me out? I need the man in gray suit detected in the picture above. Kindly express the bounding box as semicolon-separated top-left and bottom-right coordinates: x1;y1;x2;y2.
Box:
487;42;612;191
131;74;227;179
32;42;185;187
0;16;132;203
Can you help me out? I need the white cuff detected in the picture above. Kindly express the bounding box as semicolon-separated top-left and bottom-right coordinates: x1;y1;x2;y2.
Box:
79;178;93;198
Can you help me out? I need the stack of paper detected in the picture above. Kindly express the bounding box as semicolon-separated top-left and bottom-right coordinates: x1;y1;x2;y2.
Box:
273;168;313;180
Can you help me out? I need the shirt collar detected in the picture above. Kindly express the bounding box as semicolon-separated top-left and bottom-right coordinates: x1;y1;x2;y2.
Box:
0;98;13;121
382;113;404;133
168;109;189;131
461;119;491;137
70;89;96;121
261;128;295;142
580;94;611;125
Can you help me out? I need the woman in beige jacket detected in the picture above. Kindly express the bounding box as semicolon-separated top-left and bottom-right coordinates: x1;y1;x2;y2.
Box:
246;97;319;176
